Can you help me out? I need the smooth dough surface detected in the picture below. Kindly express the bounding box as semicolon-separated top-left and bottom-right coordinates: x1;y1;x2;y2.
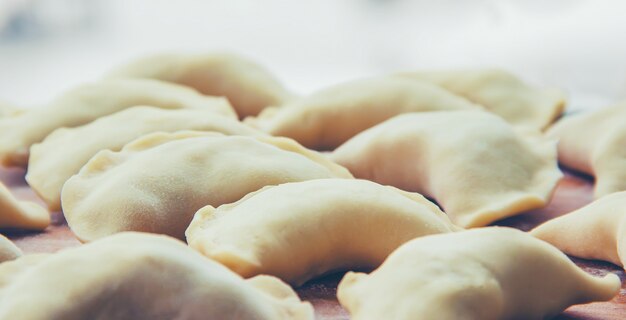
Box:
0;235;21;263
532;191;626;268
107;53;293;118
0;78;235;167
547;103;626;198
246;77;479;150
398;69;566;130
27;106;262;211
338;227;620;320
0;182;49;230
62;131;352;241
187;178;458;286
0;232;313;320
332;111;562;228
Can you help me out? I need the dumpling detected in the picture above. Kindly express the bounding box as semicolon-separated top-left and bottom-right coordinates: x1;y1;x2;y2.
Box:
0;102;20;117
338;227;620;320
245;77;479;150
62;131;352;242
332;111;562;228
0;235;21;263
0;182;49;230
0;232;313;320
0;79;235;167
27;106;262;211
186;179;459;286
531;191;626;268
397;69;566;130
107;53;293;118
546;103;626;198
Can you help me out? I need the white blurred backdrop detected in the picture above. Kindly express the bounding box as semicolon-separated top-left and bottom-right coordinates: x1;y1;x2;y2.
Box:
1;0;625;111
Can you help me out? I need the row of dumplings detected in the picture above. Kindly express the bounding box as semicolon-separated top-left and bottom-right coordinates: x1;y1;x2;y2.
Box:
0;52;624;319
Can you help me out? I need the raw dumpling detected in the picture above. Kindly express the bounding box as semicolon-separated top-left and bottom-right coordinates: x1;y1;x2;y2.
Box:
338;228;620;320
107;53;293;118
0;79;235;167
27;106;262;211
246;77;479;150
0;232;313;320
531;191;626;268
0;235;21;263
397;69;566;130
62;131;352;242
547;103;626;198
0;182;49;230
186;179;459;286
332;111;562;228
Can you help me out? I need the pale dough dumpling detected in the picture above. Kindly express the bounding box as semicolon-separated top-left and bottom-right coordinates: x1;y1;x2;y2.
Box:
338;228;620;320
246;77;479;150
0;79;235;167
398;69;566;130
27;106;262;211
531;191;626;268
186;179;459;286
0;182;49;230
107;53;293;118
547;103;626;198
0;235;21;263
332;111;562;228
62;132;352;241
0;232;313;320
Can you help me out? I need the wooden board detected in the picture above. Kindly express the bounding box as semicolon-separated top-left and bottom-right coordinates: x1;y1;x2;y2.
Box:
1;167;625;319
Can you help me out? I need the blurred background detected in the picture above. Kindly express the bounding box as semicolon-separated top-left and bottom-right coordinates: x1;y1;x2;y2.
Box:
0;0;625;111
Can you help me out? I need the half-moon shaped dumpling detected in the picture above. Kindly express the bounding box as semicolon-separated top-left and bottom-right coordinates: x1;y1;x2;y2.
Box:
186;179;459;286
0;182;49;231
531;191;626;268
0;232;313;320
0;235;21;263
338;228;620;320
547;103;626;198
246;77;479;150
332;111;562;228
62;132;352;242
397;69;566;130
107;53;293;118
27;106;262;211
0;79;235;167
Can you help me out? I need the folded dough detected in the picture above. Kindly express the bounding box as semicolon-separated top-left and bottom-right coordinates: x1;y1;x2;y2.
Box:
332;111;562;228
27;106;262;211
245;77;479;150
531;191;626;268
186;178;459;286
107;53;293;118
397;69;566;130
0;235;21;263
62;131;352;242
0;182;49;230
338;227;620;320
0;79;235;167
0;232;313;320
547;103;626;198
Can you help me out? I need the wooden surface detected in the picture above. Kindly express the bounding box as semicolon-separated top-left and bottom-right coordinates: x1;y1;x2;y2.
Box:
1;167;625;319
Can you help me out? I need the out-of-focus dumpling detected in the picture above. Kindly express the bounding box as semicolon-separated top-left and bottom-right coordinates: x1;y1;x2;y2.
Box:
0;232;313;320
0;79;235;167
187;179;458;286
62;131;352;242
0;235;21;263
531;191;626;268
0;182;49;231
107;53;293;118
27;106;262;211
332;111;562;228
398;69;566;130
547;103;626;198
246;77;479;150
338;228;620;320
